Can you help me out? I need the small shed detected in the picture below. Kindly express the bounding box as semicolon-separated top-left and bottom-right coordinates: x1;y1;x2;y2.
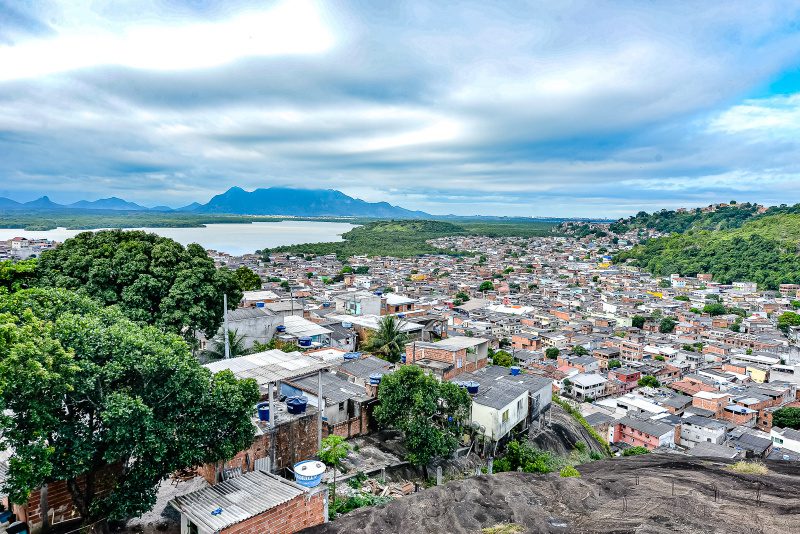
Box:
170;470;327;534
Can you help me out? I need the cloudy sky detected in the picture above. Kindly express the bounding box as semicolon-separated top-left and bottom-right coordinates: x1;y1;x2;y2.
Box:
1;0;800;217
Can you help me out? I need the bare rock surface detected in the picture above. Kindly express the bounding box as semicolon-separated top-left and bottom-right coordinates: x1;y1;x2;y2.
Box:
304;454;800;534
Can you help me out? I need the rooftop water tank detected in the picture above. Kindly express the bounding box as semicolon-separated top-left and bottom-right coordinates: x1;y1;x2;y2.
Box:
286;396;308;415
400;354;406;364
342;321;353;329
255;301;265;308
294;460;325;488
510;366;521;376
256;402;270;422
276;325;286;333
374;290;383;296
322;301;331;308
343;352;360;361
298;336;312;347
465;381;480;395
397;313;406;318
369;373;383;385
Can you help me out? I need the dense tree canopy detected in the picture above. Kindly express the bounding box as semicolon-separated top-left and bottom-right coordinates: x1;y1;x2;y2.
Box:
0;259;37;293
374;366;471;468
613;214;800;289
0;289;259;531
233;266;262;292
778;312;800;333
772;407;800;430
35;230;241;343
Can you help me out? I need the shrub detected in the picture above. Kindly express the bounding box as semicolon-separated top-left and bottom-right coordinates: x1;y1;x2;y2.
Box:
560;465;581;478
482;525;524;534
728;461;769;475
622;446;650;456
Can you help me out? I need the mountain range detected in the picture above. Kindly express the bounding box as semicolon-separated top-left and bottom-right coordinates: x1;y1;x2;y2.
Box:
0;187;430;218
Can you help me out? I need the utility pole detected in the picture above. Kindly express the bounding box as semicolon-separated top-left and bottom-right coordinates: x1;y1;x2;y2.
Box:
223;293;230;359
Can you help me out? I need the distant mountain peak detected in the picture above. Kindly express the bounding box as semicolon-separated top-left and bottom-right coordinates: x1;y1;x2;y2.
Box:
195;186;429;218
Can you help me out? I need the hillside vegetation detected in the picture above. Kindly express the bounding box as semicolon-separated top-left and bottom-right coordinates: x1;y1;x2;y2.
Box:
614;214;800;288
272;219;556;259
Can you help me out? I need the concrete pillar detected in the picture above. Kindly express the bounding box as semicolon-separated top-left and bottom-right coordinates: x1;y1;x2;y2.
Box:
436;466;442;486
317;370;323;449
487;457;493;475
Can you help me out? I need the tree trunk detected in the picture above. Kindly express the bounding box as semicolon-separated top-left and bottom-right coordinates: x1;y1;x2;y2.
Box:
91;518;111;534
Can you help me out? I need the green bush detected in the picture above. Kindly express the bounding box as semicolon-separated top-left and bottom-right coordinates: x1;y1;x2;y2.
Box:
329;494;391;520
560;465;581;478
622;446;650;456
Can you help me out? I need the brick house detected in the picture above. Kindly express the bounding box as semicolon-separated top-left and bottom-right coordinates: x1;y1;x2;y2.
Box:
608;367;641;394
170;470;327;534
692;391;733;418
405;336;489;381
611;415;678;450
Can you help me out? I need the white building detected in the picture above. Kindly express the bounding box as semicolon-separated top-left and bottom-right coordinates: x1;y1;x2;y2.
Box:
679;415;727;449
570;373;607;401
771;427;800;454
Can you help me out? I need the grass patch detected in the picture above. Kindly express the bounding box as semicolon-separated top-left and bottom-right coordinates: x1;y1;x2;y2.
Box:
728;461;769;475
560;465;581;478
482;524;525;534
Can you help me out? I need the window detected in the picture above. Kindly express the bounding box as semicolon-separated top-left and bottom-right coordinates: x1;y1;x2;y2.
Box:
517;399;523;412
456;358;463;368
502;410;509;423
338;402;345;411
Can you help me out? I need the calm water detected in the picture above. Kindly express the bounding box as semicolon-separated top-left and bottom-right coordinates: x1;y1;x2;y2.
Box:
0;221;356;256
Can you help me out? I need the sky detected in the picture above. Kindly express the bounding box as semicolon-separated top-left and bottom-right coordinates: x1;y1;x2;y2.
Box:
1;1;800;217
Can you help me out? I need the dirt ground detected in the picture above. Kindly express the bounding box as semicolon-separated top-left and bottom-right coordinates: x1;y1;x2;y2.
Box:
303;454;800;534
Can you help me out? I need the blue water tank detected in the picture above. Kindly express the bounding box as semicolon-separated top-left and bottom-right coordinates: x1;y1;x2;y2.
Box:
397;313;406;318
286;396;308;414
255;301;265;308
510;366;521;376
344;352;361;360
400;354;406;364
322;301;331;308
256;402;270;422
465;381;480;395
276;325;286;333
374;290;383;296
342;321;353;329
369;373;383;385
298;336;312;347
294;460;325;488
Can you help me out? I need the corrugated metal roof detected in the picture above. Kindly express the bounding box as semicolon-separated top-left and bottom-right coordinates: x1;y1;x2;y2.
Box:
169;470;305;532
283;315;333;338
204;350;332;385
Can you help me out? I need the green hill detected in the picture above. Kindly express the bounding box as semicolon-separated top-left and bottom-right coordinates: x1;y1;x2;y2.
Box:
272;219;556;259
613;214;800;289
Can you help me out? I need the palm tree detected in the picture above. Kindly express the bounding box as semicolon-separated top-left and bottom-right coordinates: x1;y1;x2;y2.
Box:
203;329;248;361
366;315;409;363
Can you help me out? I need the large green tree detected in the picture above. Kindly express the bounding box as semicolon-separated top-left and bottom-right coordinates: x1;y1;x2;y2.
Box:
374;366;471;471
0;289;259;532
366;315;409;363
0;259;37;292
233;266;262;292
773;407;800;430
35;230;241;343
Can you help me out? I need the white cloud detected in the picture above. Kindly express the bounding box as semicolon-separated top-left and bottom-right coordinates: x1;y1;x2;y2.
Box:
0;0;334;81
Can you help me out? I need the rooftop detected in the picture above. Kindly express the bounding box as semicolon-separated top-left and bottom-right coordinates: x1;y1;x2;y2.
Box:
204;350;331;389
169;470;308;532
